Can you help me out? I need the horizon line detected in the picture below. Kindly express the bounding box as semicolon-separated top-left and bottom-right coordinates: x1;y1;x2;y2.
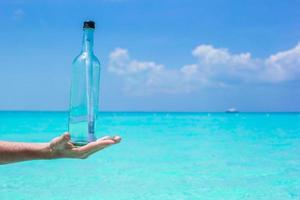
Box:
0;110;300;113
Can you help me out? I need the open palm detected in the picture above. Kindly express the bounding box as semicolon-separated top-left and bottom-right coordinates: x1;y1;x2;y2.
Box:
49;132;121;159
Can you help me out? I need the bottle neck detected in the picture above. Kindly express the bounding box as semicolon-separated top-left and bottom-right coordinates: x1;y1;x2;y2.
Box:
81;28;94;53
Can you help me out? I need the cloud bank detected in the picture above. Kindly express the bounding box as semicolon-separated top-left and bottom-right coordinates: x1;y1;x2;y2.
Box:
108;43;300;94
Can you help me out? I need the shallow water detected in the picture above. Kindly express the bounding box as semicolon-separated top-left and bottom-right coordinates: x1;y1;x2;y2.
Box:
0;112;300;200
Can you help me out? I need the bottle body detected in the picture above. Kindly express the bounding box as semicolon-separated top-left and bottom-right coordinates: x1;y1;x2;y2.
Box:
68;24;100;146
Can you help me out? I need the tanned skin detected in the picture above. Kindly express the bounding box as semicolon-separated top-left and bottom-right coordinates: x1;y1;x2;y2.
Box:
0;132;121;164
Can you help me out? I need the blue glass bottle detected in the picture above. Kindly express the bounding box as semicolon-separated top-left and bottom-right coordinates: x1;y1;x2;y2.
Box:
68;21;101;146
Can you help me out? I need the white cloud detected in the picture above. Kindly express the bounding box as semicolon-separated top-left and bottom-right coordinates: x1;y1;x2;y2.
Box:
192;45;252;65
264;43;300;82
108;48;206;94
108;43;300;94
108;48;164;75
191;44;260;84
12;9;25;21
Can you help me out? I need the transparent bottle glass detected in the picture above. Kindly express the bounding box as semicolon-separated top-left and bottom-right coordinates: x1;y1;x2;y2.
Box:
68;21;101;146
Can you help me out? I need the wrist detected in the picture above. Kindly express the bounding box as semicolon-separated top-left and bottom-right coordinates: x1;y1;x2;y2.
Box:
39;143;56;159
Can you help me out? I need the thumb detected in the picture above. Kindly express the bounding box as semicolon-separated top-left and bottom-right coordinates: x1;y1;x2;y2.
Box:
51;132;70;146
60;132;71;143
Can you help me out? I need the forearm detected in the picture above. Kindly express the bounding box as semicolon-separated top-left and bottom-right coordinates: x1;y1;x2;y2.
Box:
0;133;121;164
0;141;52;164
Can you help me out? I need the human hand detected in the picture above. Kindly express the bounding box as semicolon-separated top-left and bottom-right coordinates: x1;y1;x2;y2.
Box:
48;132;121;159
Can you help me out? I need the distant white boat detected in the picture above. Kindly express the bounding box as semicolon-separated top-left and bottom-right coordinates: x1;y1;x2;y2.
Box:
226;108;239;113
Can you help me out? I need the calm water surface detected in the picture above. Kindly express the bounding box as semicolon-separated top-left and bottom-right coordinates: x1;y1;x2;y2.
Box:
0;112;300;200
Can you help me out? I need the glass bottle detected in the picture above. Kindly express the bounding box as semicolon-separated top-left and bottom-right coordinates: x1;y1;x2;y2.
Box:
68;21;101;146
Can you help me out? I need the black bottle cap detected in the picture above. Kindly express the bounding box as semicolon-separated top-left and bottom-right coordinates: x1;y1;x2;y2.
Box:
83;21;95;29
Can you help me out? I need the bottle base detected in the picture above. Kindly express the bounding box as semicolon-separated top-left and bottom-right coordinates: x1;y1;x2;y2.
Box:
71;141;88;147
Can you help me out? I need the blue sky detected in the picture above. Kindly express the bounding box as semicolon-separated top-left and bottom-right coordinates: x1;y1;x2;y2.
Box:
0;0;300;111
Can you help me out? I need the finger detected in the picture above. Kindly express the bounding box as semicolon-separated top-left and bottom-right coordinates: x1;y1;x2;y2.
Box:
112;136;121;143
99;135;121;141
59;132;71;144
66;141;75;149
63;132;71;141
74;136;119;156
99;136;113;140
51;132;70;145
98;135;121;142
86;139;116;150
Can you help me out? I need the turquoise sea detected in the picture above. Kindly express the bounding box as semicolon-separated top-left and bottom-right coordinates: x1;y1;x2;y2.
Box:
0;112;300;200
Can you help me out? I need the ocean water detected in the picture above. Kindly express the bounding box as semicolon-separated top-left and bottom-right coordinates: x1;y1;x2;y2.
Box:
0;112;300;200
